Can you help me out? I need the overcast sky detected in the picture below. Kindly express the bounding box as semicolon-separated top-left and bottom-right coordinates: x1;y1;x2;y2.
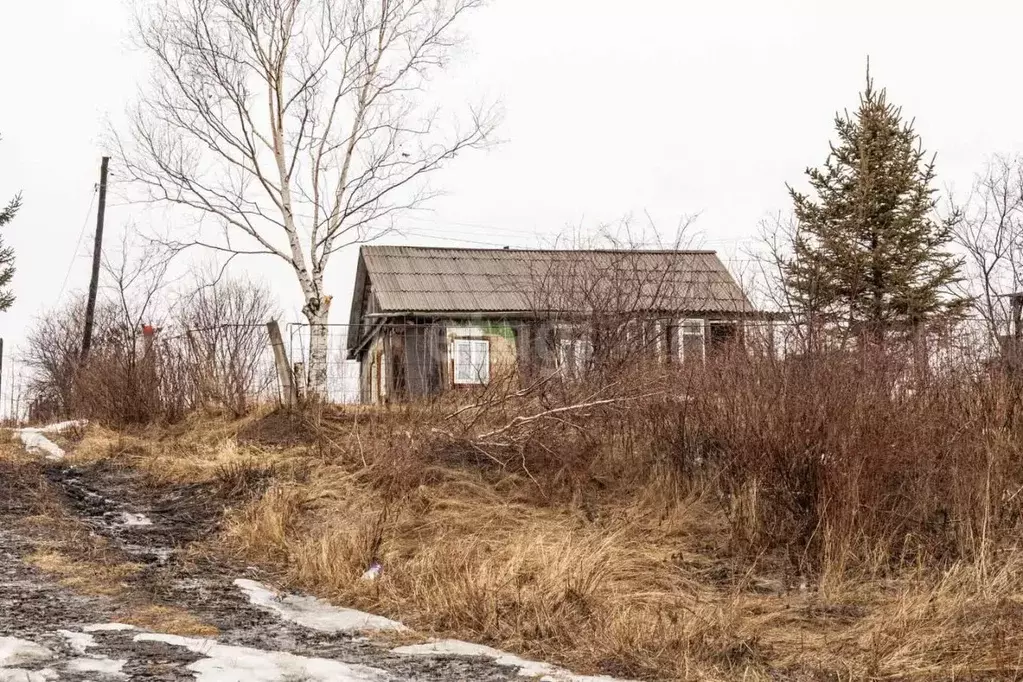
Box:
3;0;1023;392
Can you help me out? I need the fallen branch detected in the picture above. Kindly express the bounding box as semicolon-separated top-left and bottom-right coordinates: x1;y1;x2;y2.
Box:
445;371;561;421
475;391;664;441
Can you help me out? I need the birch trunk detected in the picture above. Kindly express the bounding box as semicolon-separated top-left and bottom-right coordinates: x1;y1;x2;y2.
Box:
304;295;332;401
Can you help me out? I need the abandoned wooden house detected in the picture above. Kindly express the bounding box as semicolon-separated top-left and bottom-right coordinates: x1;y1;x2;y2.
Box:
346;245;767;403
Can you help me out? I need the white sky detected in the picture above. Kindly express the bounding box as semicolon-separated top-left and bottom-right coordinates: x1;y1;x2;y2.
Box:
3;0;1023;378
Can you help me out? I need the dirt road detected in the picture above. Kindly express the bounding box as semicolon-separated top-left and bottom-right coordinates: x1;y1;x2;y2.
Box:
1;430;620;682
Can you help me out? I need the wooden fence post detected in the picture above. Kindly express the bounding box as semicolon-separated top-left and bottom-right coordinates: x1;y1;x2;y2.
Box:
267;320;298;408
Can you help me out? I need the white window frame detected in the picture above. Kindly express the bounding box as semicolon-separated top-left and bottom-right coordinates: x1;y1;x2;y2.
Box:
555;324;592;378
558;337;592;377
452;338;491;385
678;318;706;364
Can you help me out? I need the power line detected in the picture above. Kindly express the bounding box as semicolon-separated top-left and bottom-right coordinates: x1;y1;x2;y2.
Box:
400;214;540;236
396;228;767;258
399;215;763;245
395;229;528;249
55;186;98;305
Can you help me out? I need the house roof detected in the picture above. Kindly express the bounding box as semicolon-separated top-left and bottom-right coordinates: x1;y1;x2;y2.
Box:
347;245;760;352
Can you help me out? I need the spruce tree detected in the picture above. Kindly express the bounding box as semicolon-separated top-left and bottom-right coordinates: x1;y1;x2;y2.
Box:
0;136;16;311
784;69;963;344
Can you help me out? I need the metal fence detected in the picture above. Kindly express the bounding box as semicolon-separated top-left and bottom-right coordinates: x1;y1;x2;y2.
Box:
330;315;1015;404
286;323;362;404
0;361;29;423
6;315;1010;420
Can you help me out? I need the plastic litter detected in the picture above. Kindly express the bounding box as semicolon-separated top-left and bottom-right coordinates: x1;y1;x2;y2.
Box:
360;561;382;581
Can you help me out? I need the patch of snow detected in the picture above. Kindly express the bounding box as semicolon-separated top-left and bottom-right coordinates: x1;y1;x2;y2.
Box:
13;420;87;461
234;579;405;633
122;545;173;563
392;640;630;682
0;637;54;668
66;656;126;677
0;668;59;682
57;631;125;678
115;512;152;527
35;420;87;434
134;633;389;682
57;630;96;655
14;431;65;461
82;624;136;633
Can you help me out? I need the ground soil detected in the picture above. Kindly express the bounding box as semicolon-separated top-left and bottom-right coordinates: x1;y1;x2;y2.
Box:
0;448;554;681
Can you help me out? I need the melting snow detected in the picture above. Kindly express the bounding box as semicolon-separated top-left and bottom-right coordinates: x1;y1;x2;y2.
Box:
115;512;153;527
58;630;126;678
34;420;87;434
57;630;96;655
0;669;58;681
234;579;405;633
392;640;630;682
0;638;53;668
82;624;136;633
13;420;87;461
66;656;126;677
134;633;389;682
14;431;65;461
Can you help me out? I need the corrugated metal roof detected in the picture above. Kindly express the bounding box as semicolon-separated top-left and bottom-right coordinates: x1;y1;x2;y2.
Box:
353;245;755;317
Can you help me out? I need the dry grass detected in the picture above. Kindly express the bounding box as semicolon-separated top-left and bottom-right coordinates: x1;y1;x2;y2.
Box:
65;356;1023;680
115;604;220;637
223;470;757;678
25;549;143;596
0;434;40;465
68;411;289;486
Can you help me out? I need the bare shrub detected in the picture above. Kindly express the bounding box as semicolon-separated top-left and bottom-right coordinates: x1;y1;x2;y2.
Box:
72;333;188;425
688;346;1023;575
22;295;184;425
448;327;1023;581
22;297;117;420
177;273;279;416
23;243;280;424
70;338;1023;678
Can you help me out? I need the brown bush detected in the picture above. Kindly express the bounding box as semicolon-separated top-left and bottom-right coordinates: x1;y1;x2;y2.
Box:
177;273;279;416
69;340;1023;679
22;275;278;426
443;339;1023;580
687;348;1023;577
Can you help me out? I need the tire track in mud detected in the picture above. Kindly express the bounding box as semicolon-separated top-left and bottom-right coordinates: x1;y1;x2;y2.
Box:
4;426;628;682
33;462;527;681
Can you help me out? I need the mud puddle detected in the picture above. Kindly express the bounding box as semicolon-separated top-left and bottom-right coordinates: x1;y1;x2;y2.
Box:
25;463;532;681
2;443;622;681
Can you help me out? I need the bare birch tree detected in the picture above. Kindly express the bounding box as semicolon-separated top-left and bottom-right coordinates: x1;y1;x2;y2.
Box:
115;0;497;398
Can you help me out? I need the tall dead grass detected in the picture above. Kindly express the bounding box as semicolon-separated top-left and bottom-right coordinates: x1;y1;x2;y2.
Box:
68;347;1023;679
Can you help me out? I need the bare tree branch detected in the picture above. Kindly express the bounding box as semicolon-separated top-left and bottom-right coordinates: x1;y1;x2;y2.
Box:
114;0;499;396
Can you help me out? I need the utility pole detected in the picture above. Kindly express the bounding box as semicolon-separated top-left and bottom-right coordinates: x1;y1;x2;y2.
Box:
81;156;109;360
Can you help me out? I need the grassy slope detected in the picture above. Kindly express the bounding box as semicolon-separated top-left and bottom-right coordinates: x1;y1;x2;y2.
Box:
65;411;1023;681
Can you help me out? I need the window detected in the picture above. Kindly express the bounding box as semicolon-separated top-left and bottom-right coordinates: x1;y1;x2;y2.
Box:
555;324;592;378
678;319;705;363
558;338;592;377
453;339;490;385
709;321;740;350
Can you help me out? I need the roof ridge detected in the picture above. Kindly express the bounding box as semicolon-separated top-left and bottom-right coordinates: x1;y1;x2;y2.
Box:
360;244;719;255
